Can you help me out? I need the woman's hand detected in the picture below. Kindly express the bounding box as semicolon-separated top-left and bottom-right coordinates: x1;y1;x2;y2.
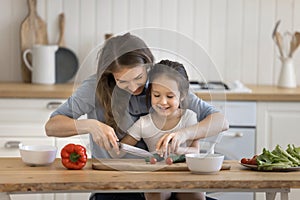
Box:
46;115;120;152
76;119;119;152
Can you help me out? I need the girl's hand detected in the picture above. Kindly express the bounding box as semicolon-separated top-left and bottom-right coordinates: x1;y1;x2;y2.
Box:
156;131;188;156
78;119;119;152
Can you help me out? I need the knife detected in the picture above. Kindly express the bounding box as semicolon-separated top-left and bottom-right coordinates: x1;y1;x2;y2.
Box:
118;142;153;158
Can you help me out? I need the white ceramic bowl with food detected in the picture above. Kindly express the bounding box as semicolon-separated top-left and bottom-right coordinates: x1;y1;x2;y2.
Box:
185;153;224;174
19;145;57;166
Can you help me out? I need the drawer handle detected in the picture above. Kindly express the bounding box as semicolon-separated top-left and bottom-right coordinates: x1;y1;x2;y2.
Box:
4;141;22;149
224;132;243;137
46;102;63;110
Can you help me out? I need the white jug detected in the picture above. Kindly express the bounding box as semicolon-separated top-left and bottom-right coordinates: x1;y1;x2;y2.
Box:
278;57;297;88
23;45;58;84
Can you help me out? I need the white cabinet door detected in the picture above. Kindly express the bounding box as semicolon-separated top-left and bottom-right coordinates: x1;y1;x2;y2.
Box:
10;194;55;200
55;193;91;200
0;99;91;200
0;99;65;137
256;102;300;151
256;102;300;200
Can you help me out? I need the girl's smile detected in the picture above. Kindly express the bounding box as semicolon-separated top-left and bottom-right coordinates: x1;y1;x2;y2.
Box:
151;75;181;118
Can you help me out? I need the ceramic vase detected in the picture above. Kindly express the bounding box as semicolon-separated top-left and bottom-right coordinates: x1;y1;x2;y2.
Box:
278;57;297;88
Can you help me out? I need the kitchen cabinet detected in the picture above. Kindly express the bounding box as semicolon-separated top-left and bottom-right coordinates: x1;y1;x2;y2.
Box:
0;99;91;200
256;102;300;200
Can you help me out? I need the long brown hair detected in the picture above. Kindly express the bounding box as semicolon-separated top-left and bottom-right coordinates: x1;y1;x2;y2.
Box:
96;33;154;134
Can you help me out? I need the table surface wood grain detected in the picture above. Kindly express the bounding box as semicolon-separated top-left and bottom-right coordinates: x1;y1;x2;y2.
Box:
1;158;300;194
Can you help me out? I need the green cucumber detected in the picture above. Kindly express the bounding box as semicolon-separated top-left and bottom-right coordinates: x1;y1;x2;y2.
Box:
145;153;185;163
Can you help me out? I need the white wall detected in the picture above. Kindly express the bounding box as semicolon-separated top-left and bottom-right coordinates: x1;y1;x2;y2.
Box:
1;0;300;85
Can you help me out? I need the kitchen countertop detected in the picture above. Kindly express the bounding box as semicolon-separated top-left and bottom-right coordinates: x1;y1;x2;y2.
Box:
1;82;300;101
0;158;297;198
0;82;74;99
196;85;300;102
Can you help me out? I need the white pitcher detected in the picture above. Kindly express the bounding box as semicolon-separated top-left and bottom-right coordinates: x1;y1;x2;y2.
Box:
278;57;297;88
23;45;58;84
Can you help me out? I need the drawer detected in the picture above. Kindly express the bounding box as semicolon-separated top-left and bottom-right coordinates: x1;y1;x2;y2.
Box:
0;137;55;157
0;99;65;137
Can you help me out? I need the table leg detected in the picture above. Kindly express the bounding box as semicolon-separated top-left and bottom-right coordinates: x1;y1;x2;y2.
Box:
0;193;11;200
266;192;276;200
280;192;289;200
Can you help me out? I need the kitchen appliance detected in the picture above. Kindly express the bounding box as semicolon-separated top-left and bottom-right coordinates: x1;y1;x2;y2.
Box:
190;81;229;90
190;80;252;93
205;101;256;200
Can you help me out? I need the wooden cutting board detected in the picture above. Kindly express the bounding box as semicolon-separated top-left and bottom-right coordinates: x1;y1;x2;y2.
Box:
57;13;65;47
20;0;48;83
92;159;231;171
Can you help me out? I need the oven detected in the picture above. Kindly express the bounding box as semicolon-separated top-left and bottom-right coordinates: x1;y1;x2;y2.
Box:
206;101;256;200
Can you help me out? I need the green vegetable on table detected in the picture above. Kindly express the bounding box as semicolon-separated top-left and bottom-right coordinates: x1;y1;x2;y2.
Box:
257;144;300;170
286;144;300;160
145;153;186;164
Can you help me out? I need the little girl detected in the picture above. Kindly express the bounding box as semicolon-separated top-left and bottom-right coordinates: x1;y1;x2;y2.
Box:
120;60;204;200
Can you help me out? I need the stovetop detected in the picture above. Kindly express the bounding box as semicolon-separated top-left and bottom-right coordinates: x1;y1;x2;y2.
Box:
190;81;229;90
189;80;252;93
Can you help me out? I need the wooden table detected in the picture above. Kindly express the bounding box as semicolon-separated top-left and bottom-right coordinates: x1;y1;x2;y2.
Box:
0;158;299;200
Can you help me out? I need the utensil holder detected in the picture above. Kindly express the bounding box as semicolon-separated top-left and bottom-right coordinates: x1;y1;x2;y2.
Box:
278;58;297;88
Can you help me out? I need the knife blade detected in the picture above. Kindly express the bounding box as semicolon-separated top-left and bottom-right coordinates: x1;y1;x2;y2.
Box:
118;142;153;158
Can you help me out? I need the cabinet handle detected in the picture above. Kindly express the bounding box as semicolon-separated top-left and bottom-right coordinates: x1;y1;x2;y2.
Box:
224;132;243;137
4;141;22;149
46;102;63;110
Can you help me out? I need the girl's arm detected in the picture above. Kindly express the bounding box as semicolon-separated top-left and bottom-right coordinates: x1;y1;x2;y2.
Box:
120;134;139;146
156;112;229;155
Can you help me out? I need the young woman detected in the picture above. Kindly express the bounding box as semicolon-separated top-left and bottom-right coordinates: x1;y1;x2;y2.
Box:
45;33;228;200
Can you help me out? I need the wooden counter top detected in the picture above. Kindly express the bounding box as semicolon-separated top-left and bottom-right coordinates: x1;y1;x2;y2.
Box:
1;82;300;101
0;82;74;99
196;85;300;102
0;158;300;194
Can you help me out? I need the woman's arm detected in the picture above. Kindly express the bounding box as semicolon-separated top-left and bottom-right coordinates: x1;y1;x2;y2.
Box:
156;112;229;154
108;134;139;158
175;139;200;155
45;115;119;151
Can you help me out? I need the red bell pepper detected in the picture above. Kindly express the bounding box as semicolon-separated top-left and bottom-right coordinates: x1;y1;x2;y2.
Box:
61;143;87;170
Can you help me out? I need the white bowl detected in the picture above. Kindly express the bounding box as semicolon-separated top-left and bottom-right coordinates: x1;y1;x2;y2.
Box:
19;145;57;166
186;153;224;174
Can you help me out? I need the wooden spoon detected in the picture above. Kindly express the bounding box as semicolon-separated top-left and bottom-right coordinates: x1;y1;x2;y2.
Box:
289;33;297;57
275;32;284;57
57;13;65;47
294;32;300;54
